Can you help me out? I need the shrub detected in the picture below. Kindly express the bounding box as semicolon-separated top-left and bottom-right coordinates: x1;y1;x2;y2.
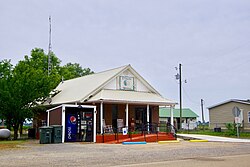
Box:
225;123;236;136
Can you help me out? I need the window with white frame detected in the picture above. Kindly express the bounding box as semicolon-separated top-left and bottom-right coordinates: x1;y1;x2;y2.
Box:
248;112;250;123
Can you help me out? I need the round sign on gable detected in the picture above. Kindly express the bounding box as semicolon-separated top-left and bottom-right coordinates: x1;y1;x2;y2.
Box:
232;106;241;117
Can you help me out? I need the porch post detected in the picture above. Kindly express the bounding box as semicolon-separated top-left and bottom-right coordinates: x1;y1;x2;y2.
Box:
100;101;103;134
126;103;129;129
147;104;150;132
47;111;50;126
170;105;174;126
62;105;66;143
93;106;97;143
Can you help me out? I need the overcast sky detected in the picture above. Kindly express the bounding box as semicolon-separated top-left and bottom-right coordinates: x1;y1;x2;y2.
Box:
1;0;250;121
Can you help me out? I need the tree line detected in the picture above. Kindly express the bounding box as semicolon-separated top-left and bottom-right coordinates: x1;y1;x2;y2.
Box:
0;48;94;139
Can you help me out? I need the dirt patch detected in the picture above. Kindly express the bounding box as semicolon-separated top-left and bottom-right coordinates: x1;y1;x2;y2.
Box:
0;140;27;150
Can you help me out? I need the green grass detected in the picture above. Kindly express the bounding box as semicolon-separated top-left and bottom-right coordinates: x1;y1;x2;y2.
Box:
179;129;250;139
0;140;27;144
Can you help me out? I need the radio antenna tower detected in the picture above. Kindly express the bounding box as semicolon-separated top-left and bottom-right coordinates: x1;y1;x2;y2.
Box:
48;16;52;76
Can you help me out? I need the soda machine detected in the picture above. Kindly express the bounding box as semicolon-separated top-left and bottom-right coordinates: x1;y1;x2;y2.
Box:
65;110;93;142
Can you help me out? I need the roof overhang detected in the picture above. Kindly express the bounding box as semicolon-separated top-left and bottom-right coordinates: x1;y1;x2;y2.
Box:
86;89;177;106
46;104;96;112
208;99;250;109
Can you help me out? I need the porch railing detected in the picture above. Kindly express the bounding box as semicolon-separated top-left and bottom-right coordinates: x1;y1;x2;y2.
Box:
100;123;177;143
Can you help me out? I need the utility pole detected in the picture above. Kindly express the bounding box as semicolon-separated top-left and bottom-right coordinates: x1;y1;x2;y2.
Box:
179;64;182;130
201;99;205;131
175;64;182;130
175;64;186;130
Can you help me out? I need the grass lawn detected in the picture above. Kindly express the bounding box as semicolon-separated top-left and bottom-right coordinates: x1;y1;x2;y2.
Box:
179;130;250;139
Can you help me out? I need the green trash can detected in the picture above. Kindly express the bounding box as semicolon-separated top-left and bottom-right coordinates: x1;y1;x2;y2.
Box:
39;126;53;144
51;125;63;143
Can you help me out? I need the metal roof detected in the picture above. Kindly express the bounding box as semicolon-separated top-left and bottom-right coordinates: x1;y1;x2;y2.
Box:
207;99;250;109
44;65;128;105
44;65;176;106
159;107;199;118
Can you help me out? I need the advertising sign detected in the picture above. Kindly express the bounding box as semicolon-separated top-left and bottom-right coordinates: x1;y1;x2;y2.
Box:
117;119;124;128
65;114;78;142
122;128;127;135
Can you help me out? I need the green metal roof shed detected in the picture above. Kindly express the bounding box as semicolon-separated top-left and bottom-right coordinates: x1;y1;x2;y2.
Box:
159;108;199;118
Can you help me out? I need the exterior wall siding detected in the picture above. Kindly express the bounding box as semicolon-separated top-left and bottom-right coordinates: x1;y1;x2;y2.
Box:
209;102;250;129
49;107;62;125
152;106;159;123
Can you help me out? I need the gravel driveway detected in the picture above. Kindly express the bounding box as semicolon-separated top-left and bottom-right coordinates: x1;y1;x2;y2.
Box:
0;140;250;167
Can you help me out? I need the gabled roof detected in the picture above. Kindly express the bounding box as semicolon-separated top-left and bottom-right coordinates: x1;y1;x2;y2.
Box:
207;99;250;109
159;108;199;118
45;65;176;106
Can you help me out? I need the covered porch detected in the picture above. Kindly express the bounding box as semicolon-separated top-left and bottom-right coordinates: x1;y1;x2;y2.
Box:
87;89;176;143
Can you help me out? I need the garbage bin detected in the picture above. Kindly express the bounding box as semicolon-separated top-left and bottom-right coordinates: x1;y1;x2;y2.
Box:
28;128;36;139
51;125;62;143
214;127;221;132
39;126;53;144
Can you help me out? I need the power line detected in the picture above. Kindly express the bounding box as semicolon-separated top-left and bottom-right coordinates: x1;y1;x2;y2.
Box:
185;40;250;67
182;87;200;106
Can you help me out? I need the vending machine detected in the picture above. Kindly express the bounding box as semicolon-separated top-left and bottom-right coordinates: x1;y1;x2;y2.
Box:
65;113;79;142
81;111;93;142
65;110;93;142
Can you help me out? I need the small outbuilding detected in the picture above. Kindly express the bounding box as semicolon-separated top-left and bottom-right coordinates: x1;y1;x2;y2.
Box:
159;107;199;130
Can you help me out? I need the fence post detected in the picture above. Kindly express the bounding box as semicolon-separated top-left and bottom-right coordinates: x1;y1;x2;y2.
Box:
102;133;104;143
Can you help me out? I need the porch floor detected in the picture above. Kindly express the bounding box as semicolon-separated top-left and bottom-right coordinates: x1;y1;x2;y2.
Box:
96;132;176;144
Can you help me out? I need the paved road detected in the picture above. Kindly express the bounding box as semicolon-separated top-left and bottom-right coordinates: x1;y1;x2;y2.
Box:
0;140;250;166
113;154;250;167
177;134;250;142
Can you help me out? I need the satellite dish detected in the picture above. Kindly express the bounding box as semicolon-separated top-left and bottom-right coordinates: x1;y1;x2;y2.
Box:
232;106;241;117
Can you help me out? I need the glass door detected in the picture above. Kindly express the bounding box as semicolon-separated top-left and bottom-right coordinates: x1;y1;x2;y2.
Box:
135;107;152;131
112;105;118;132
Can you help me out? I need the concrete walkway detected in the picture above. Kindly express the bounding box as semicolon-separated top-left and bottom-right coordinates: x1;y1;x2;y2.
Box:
177;134;250;142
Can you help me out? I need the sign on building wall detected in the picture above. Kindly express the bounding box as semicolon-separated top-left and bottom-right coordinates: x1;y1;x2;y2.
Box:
119;76;134;90
65;114;78;142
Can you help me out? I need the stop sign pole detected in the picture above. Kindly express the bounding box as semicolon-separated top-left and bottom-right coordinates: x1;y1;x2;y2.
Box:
232;106;241;138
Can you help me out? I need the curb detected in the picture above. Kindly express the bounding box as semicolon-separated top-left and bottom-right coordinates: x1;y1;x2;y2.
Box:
122;141;147;145
189;140;209;142
158;140;180;144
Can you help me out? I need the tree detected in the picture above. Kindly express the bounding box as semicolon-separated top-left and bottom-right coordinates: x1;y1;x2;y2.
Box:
0;48;94;139
12;48;62;139
0;59;13;130
59;63;94;80
0;48;61;139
